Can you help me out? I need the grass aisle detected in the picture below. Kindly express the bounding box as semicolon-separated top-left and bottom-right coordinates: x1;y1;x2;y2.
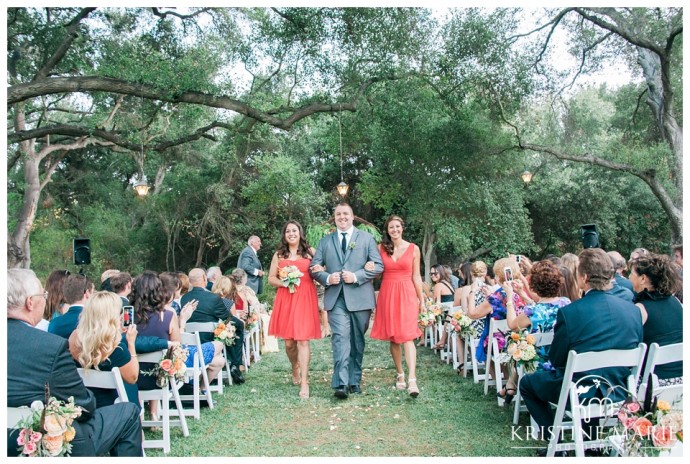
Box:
146;334;540;457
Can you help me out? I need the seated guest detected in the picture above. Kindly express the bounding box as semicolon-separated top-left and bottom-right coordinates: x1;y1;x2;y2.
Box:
68;291;140;409
131;271;182;420
48;273;94;338
183;268;245;384
558;265;581;302
629;253;683;385
430;264;455;350
7;269;143;457
607;250;634;292
160;272;226;385
519;248;643;440
230;268;260;316
468;256;529;364
44;269;70;320
206;266;222;291
500;261;571;403
606;251;634;301
110;271;132;306
100;269;120;292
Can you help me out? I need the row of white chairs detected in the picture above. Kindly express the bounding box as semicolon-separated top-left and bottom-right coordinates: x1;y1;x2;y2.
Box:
420;311;683;458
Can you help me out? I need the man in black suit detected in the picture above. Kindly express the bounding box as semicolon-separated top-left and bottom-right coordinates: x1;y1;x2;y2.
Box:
7;269;142;457
206;266;222;291
181;268;245;384
519;248;643;439
48;273;94;338
237;235;264;295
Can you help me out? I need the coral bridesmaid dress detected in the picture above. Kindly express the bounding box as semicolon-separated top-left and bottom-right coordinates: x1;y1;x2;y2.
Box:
268;257;321;340
371;244;422;343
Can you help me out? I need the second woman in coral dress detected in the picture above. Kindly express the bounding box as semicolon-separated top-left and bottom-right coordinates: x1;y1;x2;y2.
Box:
268;220;321;399
370;215;424;397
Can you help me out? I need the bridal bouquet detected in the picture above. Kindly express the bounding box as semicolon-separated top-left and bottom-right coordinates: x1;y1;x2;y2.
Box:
611;386;683;457
278;265;303;293
213;319;237;346
497;329;538;373
14;395;82;457
142;345;189;388
449;310;477;338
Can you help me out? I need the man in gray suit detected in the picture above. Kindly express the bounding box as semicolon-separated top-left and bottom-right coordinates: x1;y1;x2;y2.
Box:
310;203;383;399
237;235;264;295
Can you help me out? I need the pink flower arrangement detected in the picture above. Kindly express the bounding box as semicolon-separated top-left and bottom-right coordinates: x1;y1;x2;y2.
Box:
14;396;82;457
141;345;189;388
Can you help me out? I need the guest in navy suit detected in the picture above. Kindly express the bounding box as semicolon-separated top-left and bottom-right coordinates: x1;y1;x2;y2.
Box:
519;248;643;437
48;273;94;338
7;269;143;456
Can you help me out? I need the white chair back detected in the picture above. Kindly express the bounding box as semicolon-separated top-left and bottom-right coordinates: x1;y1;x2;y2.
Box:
77;366;129;403
179;331;215;418
7;407;33;428
185;321;230;390
483;318;509;395
545;343;647;457
637;342;683;406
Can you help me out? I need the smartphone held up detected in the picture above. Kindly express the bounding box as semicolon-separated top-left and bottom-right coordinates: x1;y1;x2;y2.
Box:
122;305;134;328
503;266;514;283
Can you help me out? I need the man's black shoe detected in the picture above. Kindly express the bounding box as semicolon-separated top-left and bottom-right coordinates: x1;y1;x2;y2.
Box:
348;385;361;394
230;366;245;384
178;383;195;395
334;386;349;399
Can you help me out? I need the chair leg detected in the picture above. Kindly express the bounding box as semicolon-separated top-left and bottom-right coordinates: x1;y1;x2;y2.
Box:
171;382;189;437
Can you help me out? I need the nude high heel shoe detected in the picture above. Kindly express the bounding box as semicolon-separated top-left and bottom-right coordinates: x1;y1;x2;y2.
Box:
395;372;406;390
407;378;419;397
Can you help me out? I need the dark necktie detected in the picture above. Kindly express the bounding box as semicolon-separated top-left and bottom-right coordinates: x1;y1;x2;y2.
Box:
341;232;347;254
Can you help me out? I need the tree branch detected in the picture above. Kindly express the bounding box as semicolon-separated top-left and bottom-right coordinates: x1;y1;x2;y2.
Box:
9;76;378;131
34;8;97;81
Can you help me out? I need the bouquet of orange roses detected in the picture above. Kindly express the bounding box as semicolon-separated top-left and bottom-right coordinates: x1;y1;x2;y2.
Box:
14;394;82;457
245;307;260;332
213;318;237;346
278;265;303;293
497;329;538;373
142;345;189;388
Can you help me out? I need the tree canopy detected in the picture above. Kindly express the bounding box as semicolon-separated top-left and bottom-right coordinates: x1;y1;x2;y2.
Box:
6;7;682;280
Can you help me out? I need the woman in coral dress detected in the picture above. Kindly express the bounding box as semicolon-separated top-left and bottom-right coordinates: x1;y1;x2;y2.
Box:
268;220;321;398
370;215;425;397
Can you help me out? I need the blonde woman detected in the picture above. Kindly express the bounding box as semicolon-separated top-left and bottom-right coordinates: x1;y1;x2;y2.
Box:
68;291;140;408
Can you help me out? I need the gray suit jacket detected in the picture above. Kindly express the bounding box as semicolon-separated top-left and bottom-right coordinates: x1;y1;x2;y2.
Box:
237;246;263;294
310;228;383;311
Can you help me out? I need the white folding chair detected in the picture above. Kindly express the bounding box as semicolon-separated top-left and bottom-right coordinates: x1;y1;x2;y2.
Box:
466;334;487;383
637;342;683;405
512;331;554;424
186;322;231;391
424;324;436;348
179;331;215;419
138;350;189;454
545;343;647;457
77;366;129;404
7;407;33;428
483;318;509;395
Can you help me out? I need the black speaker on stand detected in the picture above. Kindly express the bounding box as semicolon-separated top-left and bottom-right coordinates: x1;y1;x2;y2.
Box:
580;224;600;249
73;238;91;274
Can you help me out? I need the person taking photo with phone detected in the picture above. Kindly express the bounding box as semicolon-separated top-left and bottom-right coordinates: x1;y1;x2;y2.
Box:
468;257;532;386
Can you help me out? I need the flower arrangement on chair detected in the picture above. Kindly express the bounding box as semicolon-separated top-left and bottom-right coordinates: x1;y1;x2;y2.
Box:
213;319;237;346
424;300;445;324
142;345;189;388
278;265;303;293
14;387;82;457
418;310;436;328
448;310;477;338
610;379;683;456
496;329;538;373
245;307;260;332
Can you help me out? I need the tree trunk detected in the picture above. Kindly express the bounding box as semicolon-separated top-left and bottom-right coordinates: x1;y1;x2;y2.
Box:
421;223;436;283
8;157;41;269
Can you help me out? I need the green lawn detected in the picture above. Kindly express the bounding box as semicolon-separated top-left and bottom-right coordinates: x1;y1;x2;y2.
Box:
144;335;543;457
